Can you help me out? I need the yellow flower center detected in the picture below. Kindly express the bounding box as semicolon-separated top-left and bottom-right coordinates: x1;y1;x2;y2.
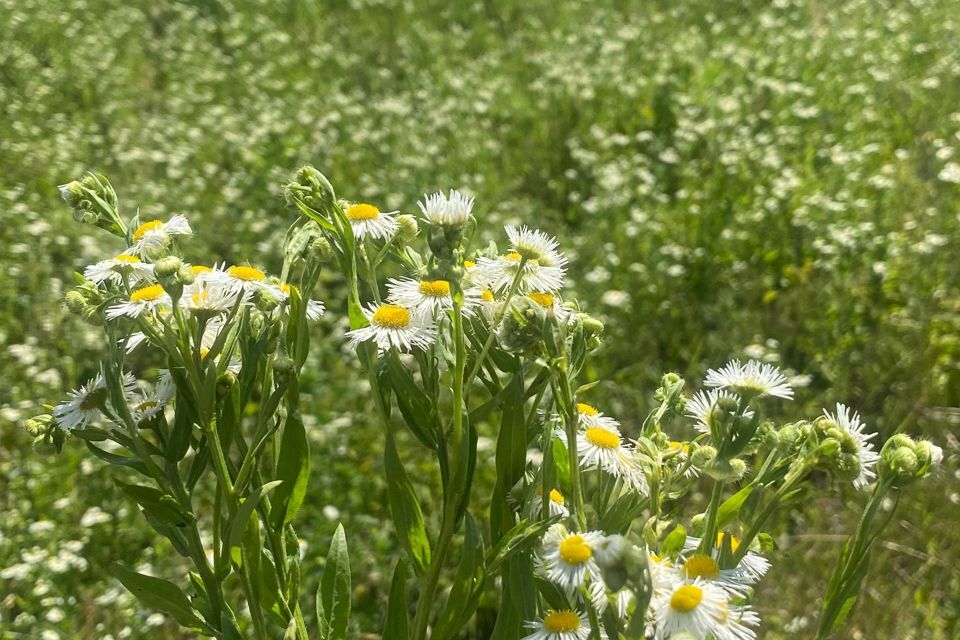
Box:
192;291;209;306
115;254;141;264
137;400;158;412
683;554;720;580
585;427;620;449
372;304;411;329
418;280;451;297
482;290;495;302
130;284;165;303
670;585;704;612
227;265;265;282
346;203;380;220
559;535;593;565
199;347;210;359
577;403;599;416
717;532;741;553
133;220;163;240
463;259;476;269
549;489;565;505
504;251;522;262
190;265;212;276
543;611;581;632
529;292;554;308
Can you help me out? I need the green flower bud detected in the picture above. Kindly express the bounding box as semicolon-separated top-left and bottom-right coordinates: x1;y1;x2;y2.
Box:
310;236;335;262
284;166;336;211
704;457;743;481
64;290;88;315
396;214;419;243
216;371;237;397
728;458;747;480
915;440;943;472
578;313;605;339
177;265;196;286
153;256;183;279
690;444;717;468
879;434;922;486
273;355;296;385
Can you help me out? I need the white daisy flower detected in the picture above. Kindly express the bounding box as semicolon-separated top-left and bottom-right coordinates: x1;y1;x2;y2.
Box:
132;370;176;423
83;254;155;286
275;283;326;321
531;486;570;519
54;372;137;431
475;252;567;294
347;303;436;352
823;403;879;490
105;284;172;320
505;225;567;267
208;264;284;302
651;578;733;640
686;389;753;434
716;606;761;640
418;189;474;226
540;524;607;594
344;203;399;240
184;281;249;316
126;215;192;258
575;403;621;430
522;610;590;640
567;422;648;494
705;359;794;400
527;292;574;323
682;534;770;587
386;277;482;319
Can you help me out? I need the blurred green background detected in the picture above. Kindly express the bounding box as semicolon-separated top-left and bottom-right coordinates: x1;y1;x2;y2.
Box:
1;0;958;637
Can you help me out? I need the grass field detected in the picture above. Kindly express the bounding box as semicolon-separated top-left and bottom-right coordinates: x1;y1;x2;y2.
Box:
1;0;958;637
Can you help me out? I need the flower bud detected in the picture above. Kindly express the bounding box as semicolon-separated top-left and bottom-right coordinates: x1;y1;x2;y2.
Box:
284;166;336;211
396;214;419;243
153;256;183;279
703;457;744;481
915;440;943;471
64;290;88;315
216;371;237;397
690;444;717;468
273;355;296;385
310;236;335;262
57;172;125;237
578;313;605;339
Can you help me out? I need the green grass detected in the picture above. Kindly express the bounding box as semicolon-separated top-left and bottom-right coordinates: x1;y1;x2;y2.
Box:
1;0;958;637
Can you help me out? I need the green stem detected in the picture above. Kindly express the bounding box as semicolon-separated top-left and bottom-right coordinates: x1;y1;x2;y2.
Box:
552;373;586;530
733;459;810;564
698;479;726;555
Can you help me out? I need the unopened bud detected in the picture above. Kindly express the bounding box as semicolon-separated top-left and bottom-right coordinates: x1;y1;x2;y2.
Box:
273;355;296;385
690;444;717;468
153;256;183;279
216;371;237;397
64;290;88;315
396;215;419;242
310;236;334;262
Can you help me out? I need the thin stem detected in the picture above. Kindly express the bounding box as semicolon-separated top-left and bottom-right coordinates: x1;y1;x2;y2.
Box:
698;480;726;555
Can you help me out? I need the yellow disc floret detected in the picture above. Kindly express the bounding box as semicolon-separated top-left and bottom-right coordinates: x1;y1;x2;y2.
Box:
559;534;593;565
543;610;581;632
683;554;720;580
717;532;741;553
504;251;522;262
133;220;163;240
585;427;620;449
227;265;265;282
418;280;451;297
577;403;599;416
190;265;212;276
115;254;141;264
346;203;380;220
670;585;704;612
130;284;165;303
529;292;554;308
549;489;565;505
482;290;495;302
372;304;411;329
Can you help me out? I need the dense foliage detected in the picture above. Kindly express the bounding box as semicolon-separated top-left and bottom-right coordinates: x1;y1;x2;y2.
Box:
1;0;958;638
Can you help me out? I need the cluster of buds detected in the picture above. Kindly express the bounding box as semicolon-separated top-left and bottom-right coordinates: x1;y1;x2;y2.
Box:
58;172;126;237
878;434;943;488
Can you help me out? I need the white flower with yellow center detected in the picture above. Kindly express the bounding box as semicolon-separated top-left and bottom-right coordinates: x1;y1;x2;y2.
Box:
506;225;567;267
125;215;192;258
106;284;171;319
475;251;567;294
562;421;648;493
528;292;573;323
823;403;879;490
682;534;770;586
705;359;794;400
686;389;753;435
387;277;483;319
209;264;284;301
418;189;474;226
651;579;733;640
531;486;570;518
575;403;620;430
522;610;590;640
540;524;605;594
344;203;399;240
184;281;249;316
347;303;436;352
132;370;176;423
276;283;326;321
84;254;155;286
54;372;137;431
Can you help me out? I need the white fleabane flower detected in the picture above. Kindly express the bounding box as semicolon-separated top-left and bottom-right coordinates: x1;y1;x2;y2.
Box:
505;225;567;266
83;254;155;286
208;264;283;301
475;251;567;293
540;524;605;594
184;281;249;316
522;610;590;640
686;389;753;434
344;203;399;240
823;403;879;490
105;284;171;320
682;535;770;588
561;420;648;493
652;579;739;640
418;189;474;226
527;292;574;323
705;359;794;400
126;215;192;258
531;487;569;519
132;370;176;423
575;403;620;430
387;277;482;319
347;303;436;352
54;372;137;431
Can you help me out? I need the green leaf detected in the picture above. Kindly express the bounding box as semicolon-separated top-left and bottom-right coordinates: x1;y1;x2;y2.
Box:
317;524;351;640
270;412;310;529
382;560;409;640
384;430;431;575
114;479;193;527
227;480;283;552
380;355;438;449
661;525;687;557
432;515;486;640
717;485;754;528
490;374;527;543
111;564;208;632
85;441;149;476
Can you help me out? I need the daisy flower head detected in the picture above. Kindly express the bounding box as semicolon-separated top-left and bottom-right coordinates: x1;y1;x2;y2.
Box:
822;403;879;490
531;486;570;519
54;371;137;431
208;264;284;302
652;578;737;640
83;254;155;286
575;403;620;430
276;283;326;321
540;524;605;594
347;303;436;352
184;281;249;316
567;422;648;493
474;251;567;294
105;284;172;320
686;389;753;435
505;225;567;266
682;534;770;586
132;370;176;423
387;277;455;318
705;359;794;400
126;215;192;258
344;202;398;240
522;610;590;640
418;189;474;227
528;292;574;323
